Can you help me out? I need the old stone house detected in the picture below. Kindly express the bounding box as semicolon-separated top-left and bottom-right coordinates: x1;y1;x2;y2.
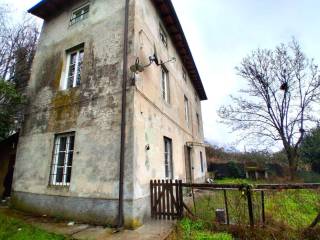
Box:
11;0;207;228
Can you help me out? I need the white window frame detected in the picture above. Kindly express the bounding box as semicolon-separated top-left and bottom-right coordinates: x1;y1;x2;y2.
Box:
50;133;75;186
70;4;90;26
184;96;189;125
62;48;84;90
196;113;201;134
164;137;173;179
161;67;170;103
200;151;204;173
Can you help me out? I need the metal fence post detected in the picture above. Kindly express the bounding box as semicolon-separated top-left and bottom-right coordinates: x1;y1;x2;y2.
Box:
246;187;254;227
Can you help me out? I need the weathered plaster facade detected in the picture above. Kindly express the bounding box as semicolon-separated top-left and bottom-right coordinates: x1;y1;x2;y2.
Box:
12;0;207;227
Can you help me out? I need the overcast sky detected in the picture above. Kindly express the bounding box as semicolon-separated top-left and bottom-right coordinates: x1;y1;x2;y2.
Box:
3;0;320;150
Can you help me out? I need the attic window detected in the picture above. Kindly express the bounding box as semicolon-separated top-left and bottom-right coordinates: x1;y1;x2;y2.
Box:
182;68;187;81
159;25;168;48
70;4;90;25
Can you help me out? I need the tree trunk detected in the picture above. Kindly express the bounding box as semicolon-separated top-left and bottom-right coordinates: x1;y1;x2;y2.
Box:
286;149;298;180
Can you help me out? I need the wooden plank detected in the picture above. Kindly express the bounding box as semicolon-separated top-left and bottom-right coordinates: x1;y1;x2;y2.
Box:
170;179;175;219
179;180;183;218
157;179;161;219
150;180;154;218
166;179;170;219
175;179;179;219
162;179;165;220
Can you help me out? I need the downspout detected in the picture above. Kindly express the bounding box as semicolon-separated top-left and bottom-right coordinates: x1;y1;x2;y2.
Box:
118;0;130;229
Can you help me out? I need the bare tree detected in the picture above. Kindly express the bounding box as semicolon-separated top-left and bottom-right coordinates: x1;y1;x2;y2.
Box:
218;39;320;179
0;5;39;91
0;5;40;136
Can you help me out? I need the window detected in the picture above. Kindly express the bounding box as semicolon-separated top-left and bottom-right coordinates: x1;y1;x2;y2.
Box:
161;67;170;103
50;133;75;186
164;137;173;179
64;47;84;89
200;151;204;173
159;25;168;47
184;96;189;125
70;4;90;25
196;113;201;134
182;68;187;81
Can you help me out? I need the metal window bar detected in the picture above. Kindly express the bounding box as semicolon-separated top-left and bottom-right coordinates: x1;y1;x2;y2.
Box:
160;26;168;47
70;5;89;25
50;134;74;186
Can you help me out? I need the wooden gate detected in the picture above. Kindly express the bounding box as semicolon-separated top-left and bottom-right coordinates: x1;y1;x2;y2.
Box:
150;179;183;220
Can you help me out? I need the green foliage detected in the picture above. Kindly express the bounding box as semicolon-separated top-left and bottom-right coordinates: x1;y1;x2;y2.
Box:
300;127;320;173
297;170;320;183
215;178;253;184
0;79;25;140
206;144;273;163
226;161;245;178
265;189;320;229
0;213;66;240
179;218;233;240
195;232;233;240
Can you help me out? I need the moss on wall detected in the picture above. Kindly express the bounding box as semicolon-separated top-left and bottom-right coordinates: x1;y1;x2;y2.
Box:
47;89;81;132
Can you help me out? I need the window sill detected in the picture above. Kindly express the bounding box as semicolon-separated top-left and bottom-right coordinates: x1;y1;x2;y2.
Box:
58;86;80;93
162;100;171;108
47;185;70;191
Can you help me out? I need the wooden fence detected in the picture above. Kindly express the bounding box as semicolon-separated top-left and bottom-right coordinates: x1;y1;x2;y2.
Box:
150;180;320;227
150;179;183;220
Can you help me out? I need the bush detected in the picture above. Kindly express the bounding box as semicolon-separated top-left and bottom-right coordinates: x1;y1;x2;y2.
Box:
297;170;320;183
226;161;245;178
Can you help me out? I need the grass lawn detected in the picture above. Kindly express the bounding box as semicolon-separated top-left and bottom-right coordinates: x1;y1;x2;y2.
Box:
0;213;67;240
173;178;320;240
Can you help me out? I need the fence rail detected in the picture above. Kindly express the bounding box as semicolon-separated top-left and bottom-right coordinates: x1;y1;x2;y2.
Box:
150;180;320;227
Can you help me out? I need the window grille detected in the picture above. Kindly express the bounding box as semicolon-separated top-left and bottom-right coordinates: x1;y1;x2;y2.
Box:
50;133;75;186
70;5;89;26
160;25;168;47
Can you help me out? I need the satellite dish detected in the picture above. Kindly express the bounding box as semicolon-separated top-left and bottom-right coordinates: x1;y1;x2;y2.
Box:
129;58;145;73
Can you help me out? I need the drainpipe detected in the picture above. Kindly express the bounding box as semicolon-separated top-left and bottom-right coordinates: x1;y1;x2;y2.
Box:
118;0;130;229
